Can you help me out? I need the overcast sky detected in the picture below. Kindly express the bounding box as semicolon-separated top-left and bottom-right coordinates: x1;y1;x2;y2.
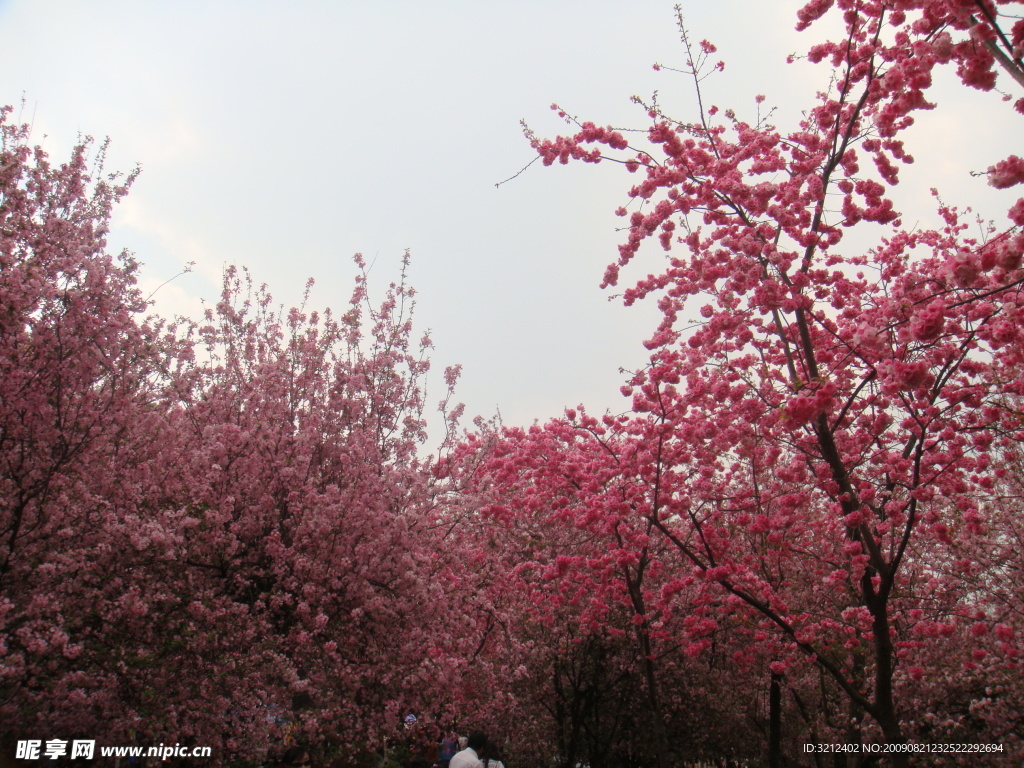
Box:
1;1;1019;441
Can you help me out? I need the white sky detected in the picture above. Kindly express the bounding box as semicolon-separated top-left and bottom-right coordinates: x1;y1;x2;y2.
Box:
1;1;1019;439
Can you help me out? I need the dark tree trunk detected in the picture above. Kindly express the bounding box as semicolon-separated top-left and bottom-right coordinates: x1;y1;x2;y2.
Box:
769;670;782;768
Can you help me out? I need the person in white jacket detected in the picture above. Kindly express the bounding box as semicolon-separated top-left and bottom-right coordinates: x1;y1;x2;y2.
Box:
448;732;486;768
479;739;505;768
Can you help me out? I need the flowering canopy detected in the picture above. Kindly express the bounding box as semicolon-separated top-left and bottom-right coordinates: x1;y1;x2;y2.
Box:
3;1;1024;765
498;0;1024;763
0;108;478;763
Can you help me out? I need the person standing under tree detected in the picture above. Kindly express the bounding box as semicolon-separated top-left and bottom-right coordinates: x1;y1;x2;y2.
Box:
448;732;486;768
478;739;504;768
438;730;459;768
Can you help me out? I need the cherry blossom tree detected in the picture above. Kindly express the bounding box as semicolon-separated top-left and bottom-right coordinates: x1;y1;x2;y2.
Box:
517;1;1023;764
0;106;161;742
128;259;470;761
6;1;1024;763
454;414;781;766
0;106;474;764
